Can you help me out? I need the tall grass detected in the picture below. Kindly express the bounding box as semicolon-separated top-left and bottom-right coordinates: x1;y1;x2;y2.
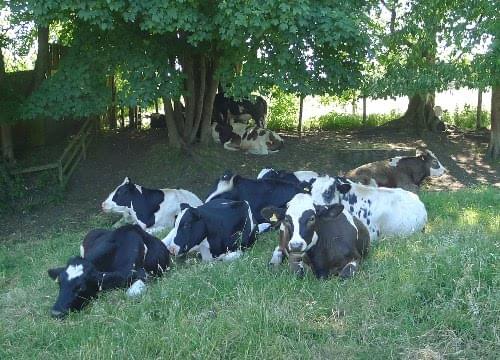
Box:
1;187;498;359
441;105;491;130
306;111;399;131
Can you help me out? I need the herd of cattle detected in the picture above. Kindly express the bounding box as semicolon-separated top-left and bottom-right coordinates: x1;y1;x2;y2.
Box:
48;148;447;318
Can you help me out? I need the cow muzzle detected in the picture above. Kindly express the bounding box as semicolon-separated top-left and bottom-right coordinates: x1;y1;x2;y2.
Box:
51;308;67;319
167;243;180;256
288;240;306;253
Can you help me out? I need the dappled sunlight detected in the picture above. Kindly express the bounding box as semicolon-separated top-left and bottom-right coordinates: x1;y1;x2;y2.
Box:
460;209;480;226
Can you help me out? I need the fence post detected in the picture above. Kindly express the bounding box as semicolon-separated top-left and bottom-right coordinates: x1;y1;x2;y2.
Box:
298;95;304;139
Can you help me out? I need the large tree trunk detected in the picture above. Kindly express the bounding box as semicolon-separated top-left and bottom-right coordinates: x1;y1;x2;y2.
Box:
486;86;500;160
198;59;219;145
1;43;15;161
162;97;184;149
33;26;49;90
399;93;442;133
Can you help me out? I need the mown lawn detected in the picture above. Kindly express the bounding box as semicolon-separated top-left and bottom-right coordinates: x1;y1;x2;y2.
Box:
0;187;498;359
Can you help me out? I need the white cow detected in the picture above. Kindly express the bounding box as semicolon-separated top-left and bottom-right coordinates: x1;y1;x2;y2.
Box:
310;175;427;241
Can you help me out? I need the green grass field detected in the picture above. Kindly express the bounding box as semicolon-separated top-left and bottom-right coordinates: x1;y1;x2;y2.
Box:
0;187;498;359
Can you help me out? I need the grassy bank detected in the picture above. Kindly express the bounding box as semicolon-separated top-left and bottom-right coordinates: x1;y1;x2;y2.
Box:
0;187;498;359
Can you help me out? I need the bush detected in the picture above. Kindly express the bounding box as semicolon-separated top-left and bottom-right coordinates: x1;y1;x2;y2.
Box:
266;88;298;131
441;105;491;129
306;110;399;131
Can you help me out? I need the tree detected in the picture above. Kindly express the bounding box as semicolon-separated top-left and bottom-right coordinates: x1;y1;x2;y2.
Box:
24;0;374;149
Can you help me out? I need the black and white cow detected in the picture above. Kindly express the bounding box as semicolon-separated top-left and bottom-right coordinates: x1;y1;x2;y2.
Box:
212;122;284;155
346;149;447;193
205;171;312;224
47;225;170;318
261;193;370;279
257;168;318;184
102;177;203;234
310;175;427;241
162;198;257;261
213;92;267;127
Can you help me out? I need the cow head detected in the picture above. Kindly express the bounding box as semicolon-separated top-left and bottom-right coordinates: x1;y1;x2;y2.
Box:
102;177;141;214
416;149;447;177
48;257;100;318
262;193;345;253
205;170;238;202
162;203;207;256
310;175;351;205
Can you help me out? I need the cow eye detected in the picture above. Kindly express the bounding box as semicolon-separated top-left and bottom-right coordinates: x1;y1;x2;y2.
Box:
308;215;315;223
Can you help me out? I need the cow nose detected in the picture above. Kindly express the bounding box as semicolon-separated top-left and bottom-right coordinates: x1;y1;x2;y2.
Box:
167;244;178;256
289;242;305;252
51;309;67;319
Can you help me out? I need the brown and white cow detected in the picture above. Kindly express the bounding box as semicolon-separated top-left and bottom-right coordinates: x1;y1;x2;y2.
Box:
212;122;284;155
345;148;446;193
261;193;370;279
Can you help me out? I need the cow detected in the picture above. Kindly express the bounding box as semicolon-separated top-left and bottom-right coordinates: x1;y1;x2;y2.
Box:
162;198;257;261
310;175;427;241
213;92;267;127
257;168;318;184
102;177;203;234
345;148;447;193
149;113;166;129
205;170;312;224
211;122;284;155
261;193;370;279
47;225;170;318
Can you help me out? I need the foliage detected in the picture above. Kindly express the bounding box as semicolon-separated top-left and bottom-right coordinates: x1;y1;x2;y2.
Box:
441;105;491;130
266;88;298;131
22;1;373;130
367;0;500;99
0;187;498;358
306;110;399;131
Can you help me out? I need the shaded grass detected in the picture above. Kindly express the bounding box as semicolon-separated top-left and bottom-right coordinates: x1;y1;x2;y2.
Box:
1;187;499;359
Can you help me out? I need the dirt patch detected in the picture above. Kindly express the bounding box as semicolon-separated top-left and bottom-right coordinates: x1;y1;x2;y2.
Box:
1;127;498;242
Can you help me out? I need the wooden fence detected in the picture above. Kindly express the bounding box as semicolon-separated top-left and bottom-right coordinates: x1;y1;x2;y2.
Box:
10;117;96;188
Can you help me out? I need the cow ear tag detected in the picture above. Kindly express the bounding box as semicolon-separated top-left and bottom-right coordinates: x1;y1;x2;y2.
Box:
270;214;278;222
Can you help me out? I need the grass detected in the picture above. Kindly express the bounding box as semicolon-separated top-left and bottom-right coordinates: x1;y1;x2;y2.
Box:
1;187;498;359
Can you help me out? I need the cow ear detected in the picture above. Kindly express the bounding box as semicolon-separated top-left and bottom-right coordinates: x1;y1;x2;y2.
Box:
336;183;351;194
180;203;191;211
316;204;344;218
261;206;285;224
190;207;201;220
48;267;65;280
124;176;131;183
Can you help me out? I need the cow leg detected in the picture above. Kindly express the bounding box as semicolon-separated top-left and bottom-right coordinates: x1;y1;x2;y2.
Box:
269;246;284;266
223;141;240;151
339;260;358;279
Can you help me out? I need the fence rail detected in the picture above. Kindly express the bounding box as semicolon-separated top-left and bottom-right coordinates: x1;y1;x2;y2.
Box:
10;117;95;188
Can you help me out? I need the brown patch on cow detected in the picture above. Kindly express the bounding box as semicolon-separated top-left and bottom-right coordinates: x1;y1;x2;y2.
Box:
259;129;266;136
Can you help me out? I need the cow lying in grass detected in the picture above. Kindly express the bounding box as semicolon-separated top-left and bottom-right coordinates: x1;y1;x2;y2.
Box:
205;170;311;224
211;122;284;155
346;149;446;193
310;175;427;241
262;193;370;279
257;168;318;184
162;198;257;262
48;225;170;318
102;177;203;234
